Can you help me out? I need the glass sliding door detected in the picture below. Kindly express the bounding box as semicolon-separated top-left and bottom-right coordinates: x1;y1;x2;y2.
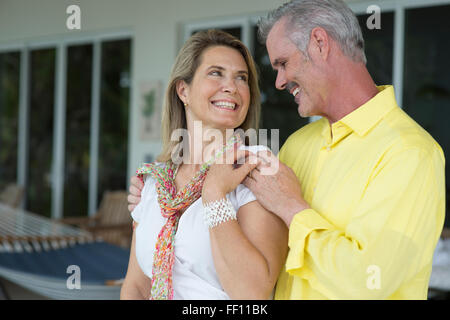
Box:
357;11;394;86
97;39;131;203
27;48;55;217
64;44;93;217
0;52;20;191
403;4;450;227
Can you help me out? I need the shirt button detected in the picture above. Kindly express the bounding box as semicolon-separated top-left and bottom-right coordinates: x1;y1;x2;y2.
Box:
326;146;331;151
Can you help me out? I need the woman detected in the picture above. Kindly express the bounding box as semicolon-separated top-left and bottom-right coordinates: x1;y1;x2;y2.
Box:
120;30;287;300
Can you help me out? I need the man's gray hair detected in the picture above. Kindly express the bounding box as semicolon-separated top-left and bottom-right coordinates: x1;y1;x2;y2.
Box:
258;0;367;64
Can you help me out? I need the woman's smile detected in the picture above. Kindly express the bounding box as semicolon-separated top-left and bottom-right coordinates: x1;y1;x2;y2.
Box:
211;99;239;111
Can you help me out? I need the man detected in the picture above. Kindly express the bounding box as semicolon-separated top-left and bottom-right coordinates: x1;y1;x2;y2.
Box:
129;0;445;299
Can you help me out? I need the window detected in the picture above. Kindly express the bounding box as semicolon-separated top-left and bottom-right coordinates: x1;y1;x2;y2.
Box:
27;48;56;217
403;4;450;226
0;52;20;191
64;44;93;218
191;27;241;40
97;39;131;207
357;11;394;85
0;35;132;219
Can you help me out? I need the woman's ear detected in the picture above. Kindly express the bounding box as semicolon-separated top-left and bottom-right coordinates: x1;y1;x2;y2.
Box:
176;80;189;107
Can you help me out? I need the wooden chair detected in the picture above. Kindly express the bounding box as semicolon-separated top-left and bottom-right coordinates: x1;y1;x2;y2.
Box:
0;184;24;208
58;190;133;248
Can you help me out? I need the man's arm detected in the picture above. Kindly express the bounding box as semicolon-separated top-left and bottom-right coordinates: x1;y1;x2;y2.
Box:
245;147;445;299
128;176;144;212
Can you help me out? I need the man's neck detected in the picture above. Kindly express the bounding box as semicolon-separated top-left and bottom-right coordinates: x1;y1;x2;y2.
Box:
325;62;379;124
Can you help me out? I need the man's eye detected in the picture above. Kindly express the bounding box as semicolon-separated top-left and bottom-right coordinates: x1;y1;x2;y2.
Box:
209;70;221;76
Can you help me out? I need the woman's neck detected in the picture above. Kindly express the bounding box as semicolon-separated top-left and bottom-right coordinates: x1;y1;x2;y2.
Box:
185;122;232;166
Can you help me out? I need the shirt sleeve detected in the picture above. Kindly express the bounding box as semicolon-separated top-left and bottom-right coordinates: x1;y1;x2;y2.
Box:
235;184;257;208
227;184;257;211
286;146;446;299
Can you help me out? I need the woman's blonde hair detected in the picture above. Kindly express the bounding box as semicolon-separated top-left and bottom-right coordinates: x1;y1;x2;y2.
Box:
157;29;261;162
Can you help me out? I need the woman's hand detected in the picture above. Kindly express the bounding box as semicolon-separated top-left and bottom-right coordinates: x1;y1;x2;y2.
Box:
202;147;260;203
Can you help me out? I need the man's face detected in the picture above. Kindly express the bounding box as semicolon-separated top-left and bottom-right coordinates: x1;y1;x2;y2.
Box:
266;18;327;118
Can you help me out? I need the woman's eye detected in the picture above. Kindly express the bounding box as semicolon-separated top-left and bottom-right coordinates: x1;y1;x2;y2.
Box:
237;75;248;82
209;70;221;76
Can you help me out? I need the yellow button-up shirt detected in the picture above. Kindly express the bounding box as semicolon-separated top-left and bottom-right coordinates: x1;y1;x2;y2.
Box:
274;85;446;299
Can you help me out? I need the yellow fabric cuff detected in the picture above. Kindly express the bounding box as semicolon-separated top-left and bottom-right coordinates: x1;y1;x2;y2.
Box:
286;208;335;274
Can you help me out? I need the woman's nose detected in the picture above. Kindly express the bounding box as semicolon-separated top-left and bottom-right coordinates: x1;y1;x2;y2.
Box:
222;77;237;94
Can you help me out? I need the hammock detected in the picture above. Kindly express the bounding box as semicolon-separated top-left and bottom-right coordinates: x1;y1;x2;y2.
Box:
0;204;130;300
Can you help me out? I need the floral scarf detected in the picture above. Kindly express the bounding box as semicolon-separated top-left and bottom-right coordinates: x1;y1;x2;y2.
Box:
136;134;240;299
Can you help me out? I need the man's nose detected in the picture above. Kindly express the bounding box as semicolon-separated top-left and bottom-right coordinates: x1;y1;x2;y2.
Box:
275;69;287;91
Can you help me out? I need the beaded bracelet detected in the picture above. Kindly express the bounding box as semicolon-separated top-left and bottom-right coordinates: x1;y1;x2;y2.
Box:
203;198;237;229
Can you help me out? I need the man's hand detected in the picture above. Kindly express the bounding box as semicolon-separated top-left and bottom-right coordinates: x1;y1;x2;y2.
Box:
128;175;144;212
243;150;310;227
202;148;260;204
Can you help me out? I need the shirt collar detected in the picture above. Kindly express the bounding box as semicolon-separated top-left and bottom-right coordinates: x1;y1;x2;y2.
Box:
338;85;399;137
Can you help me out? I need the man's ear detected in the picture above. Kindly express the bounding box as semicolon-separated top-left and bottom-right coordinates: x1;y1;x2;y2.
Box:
308;27;330;61
176;80;189;106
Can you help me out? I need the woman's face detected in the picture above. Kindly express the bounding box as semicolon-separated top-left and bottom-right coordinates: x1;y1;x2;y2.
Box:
179;45;251;132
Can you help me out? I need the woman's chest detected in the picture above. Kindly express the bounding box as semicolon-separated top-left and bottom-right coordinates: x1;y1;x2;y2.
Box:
135;192;213;272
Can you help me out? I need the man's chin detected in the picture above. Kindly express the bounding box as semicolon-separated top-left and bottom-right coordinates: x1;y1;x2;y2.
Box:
297;105;310;118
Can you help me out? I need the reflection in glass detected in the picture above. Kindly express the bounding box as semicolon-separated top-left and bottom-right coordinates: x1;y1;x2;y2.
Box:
97;39;131;203
27;48;55;217
357;12;394;85
64;44;92;217
403;5;450;227
0;52;20;191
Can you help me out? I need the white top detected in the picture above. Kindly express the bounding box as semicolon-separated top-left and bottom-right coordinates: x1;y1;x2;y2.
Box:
131;145;269;300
